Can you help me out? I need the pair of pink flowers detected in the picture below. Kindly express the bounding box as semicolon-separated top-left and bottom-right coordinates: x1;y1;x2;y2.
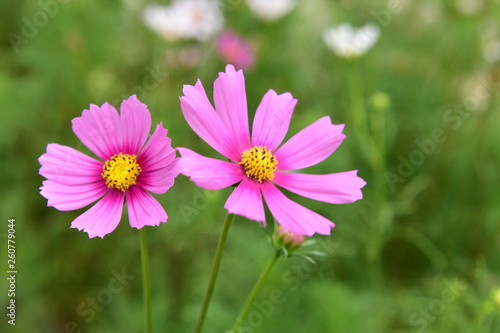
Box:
39;65;366;238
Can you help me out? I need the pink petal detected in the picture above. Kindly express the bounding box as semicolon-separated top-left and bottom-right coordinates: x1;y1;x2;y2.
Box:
72;102;121;161
224;177;265;222
137;123;179;194
213;64;251;155
126;186;167;228
71;190;124;238
180;80;240;161
275;116;346;171
40;180;108;211
119;95;152;154
251;90;296;151
177;148;245;190
261;182;334;236
273;171;366;204
39;143;103;185
137;160;179;195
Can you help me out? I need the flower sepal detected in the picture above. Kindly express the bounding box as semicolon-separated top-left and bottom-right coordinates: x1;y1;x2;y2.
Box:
270;224;332;263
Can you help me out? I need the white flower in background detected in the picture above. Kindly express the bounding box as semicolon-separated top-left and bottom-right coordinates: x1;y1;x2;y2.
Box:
478;21;500;64
245;0;297;22
484;40;500;63
143;0;223;42
417;1;443;25
454;0;484;15
122;0;145;12
459;73;493;113
323;23;380;59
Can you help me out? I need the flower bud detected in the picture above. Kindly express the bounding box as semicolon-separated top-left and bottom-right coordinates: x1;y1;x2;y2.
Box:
273;226;304;252
492;288;500;309
369;91;391;111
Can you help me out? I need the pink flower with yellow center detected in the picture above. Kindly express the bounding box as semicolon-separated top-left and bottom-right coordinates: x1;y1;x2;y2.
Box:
178;65;366;236
215;29;255;71
38;95;179;238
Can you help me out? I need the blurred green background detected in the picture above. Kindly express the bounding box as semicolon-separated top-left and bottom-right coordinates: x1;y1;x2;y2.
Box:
1;0;500;332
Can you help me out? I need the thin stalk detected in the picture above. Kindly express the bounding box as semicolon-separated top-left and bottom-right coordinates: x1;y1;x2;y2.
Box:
371;99;387;205
347;62;379;168
347;62;386;287
195;213;234;333
231;251;281;333
140;227;152;333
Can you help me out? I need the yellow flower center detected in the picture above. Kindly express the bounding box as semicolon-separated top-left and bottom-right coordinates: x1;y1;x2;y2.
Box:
102;153;142;192
239;146;278;182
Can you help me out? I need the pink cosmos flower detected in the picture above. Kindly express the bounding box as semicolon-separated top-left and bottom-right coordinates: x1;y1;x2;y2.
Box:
215;29;255;71
178;65;366;236
39;95;179;238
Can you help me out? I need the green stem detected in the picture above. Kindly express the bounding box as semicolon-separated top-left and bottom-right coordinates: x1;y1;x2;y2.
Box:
347;63;386;179
140;227;152;333
347;62;387;287
231;251;281;333
371;101;387;204
347;62;376;166
195;213;234;333
469;295;493;333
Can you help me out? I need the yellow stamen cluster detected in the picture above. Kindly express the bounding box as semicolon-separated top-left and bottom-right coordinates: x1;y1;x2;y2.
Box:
239;146;278;182
102;153;141;192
